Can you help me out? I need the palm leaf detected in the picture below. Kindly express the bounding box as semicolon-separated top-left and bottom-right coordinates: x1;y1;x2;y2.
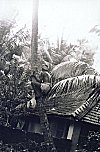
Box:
47;75;100;123
90;25;100;36
49;75;100;98
52;61;97;80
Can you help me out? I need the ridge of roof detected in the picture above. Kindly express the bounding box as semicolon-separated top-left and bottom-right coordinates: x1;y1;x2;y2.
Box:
72;89;100;119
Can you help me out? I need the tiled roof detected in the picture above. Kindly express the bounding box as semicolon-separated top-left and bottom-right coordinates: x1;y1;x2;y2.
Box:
46;75;100;125
82;100;100;125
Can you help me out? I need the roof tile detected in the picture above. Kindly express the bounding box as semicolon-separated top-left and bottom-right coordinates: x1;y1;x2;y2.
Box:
46;75;100;125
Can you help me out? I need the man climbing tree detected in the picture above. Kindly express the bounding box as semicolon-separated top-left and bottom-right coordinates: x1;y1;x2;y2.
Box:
31;64;56;152
31;64;51;99
31;0;57;151
40;64;52;96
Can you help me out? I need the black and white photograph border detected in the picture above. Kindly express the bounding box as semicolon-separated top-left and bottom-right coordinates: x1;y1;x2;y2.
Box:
0;0;100;152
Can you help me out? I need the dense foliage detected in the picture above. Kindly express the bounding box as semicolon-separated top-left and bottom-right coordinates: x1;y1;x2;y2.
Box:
76;131;100;152
0;140;49;152
38;36;97;83
0;19;32;127
0;19;99;151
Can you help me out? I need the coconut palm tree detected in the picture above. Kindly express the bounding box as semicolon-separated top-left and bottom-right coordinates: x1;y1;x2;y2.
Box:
31;1;57;151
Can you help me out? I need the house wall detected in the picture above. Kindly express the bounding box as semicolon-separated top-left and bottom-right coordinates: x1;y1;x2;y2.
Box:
14;115;71;151
4;114;100;152
16;115;100;151
16;115;70;139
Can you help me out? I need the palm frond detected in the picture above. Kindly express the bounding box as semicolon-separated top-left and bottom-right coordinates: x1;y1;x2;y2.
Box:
89;25;100;36
52;61;97;80
46;75;100;122
48;75;100;99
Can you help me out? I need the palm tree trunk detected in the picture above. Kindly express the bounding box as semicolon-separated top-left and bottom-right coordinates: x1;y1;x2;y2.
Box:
37;96;57;152
31;1;57;151
31;0;39;70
